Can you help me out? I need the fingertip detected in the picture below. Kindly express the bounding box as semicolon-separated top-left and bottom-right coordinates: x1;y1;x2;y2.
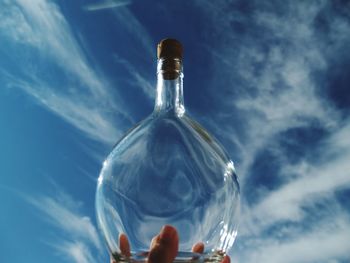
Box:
119;233;127;244
148;225;179;263
222;255;230;263
119;233;131;257
191;242;204;253
159;225;178;242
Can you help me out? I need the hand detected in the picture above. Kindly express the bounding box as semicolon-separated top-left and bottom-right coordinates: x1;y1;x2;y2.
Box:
110;225;230;263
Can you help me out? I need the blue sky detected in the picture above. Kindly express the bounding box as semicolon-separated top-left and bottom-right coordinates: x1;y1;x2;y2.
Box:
1;0;350;262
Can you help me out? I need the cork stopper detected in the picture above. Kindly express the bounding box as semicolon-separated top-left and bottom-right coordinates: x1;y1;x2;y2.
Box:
157;38;183;80
157;38;183;59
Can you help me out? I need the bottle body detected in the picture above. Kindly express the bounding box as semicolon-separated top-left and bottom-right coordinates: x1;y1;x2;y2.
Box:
96;111;239;262
96;39;240;262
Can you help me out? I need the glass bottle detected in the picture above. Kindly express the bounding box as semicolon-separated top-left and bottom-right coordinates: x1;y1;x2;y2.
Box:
96;39;240;262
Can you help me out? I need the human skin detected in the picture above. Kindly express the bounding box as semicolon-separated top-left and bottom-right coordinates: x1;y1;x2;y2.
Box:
110;225;230;263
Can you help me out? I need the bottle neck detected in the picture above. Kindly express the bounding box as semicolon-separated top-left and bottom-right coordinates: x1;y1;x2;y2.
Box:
154;58;185;117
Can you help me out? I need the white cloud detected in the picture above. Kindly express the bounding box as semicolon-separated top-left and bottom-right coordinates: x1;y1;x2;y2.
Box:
26;186;104;263
0;2;156;261
54;241;96;263
83;0;132;12
195;0;350;262
244;121;350;230
235;214;350;263
3;71;122;144
111;7;154;60
12;0;109;100
0;0;134;144
27;193;102;251
0;1;38;46
114;54;155;99
0;0;155;144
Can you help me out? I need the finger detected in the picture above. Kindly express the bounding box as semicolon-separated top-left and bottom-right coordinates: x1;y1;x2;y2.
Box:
191;242;204;253
222;255;230;263
119;233;131;257
110;256;116;263
148;225;179;263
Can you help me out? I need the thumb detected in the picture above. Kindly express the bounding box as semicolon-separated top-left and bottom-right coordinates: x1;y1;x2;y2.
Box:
148;225;179;263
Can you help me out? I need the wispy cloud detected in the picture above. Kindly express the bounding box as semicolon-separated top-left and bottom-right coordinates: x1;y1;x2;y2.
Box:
0;0;155;144
0;1;155;259
27;192;101;250
114;54;155;100
83;0;132;12
111;7;154;60
238;213;350;263
53;241;96;263
3;72;122;144
0;0;133;144
195;0;350;262
12;0;108;99
26;184;104;263
243;120;350;227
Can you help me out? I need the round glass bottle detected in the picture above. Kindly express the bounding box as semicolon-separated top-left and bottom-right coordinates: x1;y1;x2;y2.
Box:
96;39;240;262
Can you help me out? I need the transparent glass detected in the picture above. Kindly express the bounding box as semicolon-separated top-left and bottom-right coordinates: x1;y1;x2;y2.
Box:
96;58;240;262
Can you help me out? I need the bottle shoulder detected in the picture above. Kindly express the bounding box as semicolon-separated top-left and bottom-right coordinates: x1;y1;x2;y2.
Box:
180;114;233;164
109;112;233;167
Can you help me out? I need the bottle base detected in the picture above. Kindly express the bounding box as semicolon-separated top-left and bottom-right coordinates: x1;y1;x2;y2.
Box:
112;250;225;262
